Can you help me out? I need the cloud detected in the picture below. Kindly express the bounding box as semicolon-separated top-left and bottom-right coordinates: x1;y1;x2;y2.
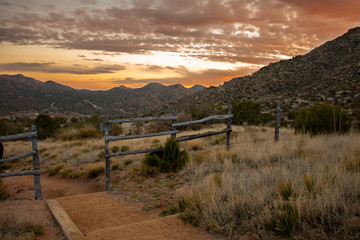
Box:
0;62;125;74
1;0;359;69
111;65;256;87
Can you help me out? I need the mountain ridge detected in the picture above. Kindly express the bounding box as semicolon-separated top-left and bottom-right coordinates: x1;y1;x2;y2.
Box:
0;74;205;116
161;27;360;120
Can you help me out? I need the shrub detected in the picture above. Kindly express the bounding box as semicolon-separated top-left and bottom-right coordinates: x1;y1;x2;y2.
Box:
110;123;123;136
294;104;352;135
121;145;130;152
87;166;104;178
266;201;299;237
142;138;189;175
111;145;120;153
48;165;63;176
34;114;60;139
61;169;72;178
69;172;85;179
78;124;101;139
232;100;261;125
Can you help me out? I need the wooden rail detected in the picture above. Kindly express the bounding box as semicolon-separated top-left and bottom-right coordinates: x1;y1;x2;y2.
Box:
173;105;232;150
103;107;232;191
172;114;232;128
103;115;178;190
0;125;42;199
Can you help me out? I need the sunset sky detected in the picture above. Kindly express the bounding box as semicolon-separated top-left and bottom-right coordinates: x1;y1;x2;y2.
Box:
0;0;359;90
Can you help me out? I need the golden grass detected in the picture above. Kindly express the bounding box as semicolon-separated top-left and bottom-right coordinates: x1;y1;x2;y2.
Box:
0;210;43;239
3;124;360;239
178;127;360;239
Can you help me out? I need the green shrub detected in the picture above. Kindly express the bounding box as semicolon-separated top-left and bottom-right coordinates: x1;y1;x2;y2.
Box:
232;101;261;125
294;104;352;135
124;159;132;166
111;145;120;153
69;172;85;179
142;138;189;175
87;166;104;178
61;169;72;178
121;145;130;152
266;202;299;237
97;150;105;159
48;165;63;176
35;114;60;139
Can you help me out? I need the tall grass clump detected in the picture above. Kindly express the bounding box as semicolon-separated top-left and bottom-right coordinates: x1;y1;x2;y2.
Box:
178;130;360;239
60;124;101;141
0;211;44;239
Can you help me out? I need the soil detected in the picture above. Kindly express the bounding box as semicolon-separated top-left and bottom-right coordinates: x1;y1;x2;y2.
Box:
1;175;100;239
1;174;224;240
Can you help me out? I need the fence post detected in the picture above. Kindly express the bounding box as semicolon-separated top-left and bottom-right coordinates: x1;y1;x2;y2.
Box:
171;111;177;139
226;104;232;150
275;100;281;142
31;125;42;199
104;116;110;191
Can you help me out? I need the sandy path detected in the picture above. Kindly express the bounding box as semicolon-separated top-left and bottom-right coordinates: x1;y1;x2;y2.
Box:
55;192;223;240
3;174;100;199
3;176;223;240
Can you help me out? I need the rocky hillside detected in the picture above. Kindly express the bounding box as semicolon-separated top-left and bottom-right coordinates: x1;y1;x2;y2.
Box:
166;27;360;117
0;74;205;116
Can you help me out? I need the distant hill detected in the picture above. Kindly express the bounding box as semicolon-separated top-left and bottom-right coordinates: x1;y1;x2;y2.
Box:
0;74;205;116
164;27;360;119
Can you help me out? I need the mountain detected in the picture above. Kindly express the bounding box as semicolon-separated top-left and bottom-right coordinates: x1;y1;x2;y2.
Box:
165;27;360;118
0;74;205;116
189;85;206;93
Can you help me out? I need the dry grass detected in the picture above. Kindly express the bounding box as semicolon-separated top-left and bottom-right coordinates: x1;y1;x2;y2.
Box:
0;210;44;240
178;126;360;239
3;124;360;239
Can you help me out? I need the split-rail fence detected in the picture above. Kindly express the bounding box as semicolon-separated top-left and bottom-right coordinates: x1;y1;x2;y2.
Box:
103;106;233;190
0;125;42;199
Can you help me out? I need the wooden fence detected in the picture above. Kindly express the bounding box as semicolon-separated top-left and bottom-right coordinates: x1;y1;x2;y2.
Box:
0;125;42;199
103;106;232;190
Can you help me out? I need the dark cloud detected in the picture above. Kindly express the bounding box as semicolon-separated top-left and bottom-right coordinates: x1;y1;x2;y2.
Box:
1;0;359;66
0;62;125;74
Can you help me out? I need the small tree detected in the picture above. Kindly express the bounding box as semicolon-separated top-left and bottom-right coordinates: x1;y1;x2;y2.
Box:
294;104;352;135
34;114;60;139
232;101;261;125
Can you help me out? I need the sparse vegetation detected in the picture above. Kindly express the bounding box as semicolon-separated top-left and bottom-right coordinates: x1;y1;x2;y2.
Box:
178;128;360;239
294;103;352;135
141;138;189;176
0;210;44;239
87;166;104;178
48;165;63;176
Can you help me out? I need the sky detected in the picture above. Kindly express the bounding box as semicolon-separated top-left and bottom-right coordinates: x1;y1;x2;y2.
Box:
0;0;359;90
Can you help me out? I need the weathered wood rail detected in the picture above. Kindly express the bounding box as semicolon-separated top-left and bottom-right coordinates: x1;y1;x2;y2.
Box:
172;106;232;150
103;106;232;190
0;125;42;199
103;115;178;190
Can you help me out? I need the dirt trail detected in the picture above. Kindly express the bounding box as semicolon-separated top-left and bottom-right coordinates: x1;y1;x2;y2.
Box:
55;192;223;240
3;174;100;199
2;176;223;240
